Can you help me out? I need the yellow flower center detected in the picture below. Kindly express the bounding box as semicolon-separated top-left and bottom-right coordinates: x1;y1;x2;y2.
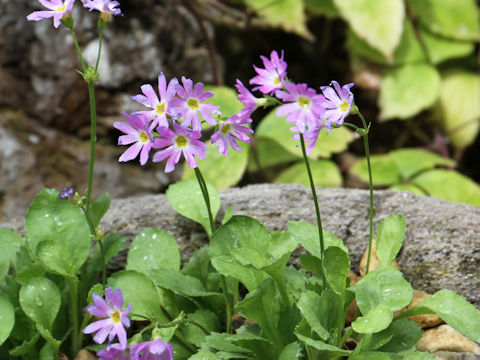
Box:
273;76;281;85
139;131;149;143
156;103;166;115
56;3;67;12
187;98;199;110
221;123;232;134
339;101;350;113
111;310;121;323
298;96;311;108
175;135;188;147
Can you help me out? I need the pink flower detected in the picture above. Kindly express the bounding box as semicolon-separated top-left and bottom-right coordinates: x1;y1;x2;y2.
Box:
292;120;323;155
319;81;354;131
97;343;131;360
131;338;173;360
81;0;122;16
113;112;154;166
249;50;287;95
26;0;75;28
275;82;325;133
152;122;207;173
83;288;132;349
171;77;221;131
131;73;178;130
211;114;253;157
235;79;266;118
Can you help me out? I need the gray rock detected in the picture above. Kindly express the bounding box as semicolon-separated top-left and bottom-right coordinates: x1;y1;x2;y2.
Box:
2;184;479;309
434;352;480;360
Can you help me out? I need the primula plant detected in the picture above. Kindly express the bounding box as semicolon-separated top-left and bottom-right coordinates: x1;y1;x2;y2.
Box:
0;1;479;360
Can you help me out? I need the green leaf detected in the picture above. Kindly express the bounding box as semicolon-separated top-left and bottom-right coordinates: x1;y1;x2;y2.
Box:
188;351;220;360
305;0;339;18
182;246;211;286
274;160;342;188
412;169;480;206
25;189;91;272
236;279;282;348
334;0;404;60
350;154;401;186
297;291;329;340
279;341;303;359
400;290;480;343
9;332;40;356
0;228;21;281
287;221;348;258
437;72;480;148
183;309;220;347
203;332;254;356
39;341;56;360
36;240;76;277
350;267;413;314
0;294;15;345
295;333;352;356
248;137;299;172
389;183;426;196
182;142;249;189
166;179;220;236
88;192;111;228
390;148;456;180
379;64;441;120
107;270;167;322
421;29;474;64
244;0;312;39
36;323;60;350
148;268;220;297
352;304;393;333
378;318;423;352
256;109;354;159
323;246;350;295
407;0;480;41
19;277;61;331
127;228;180;273
88;232;127;285
375;215;406;267
205;86;243;119
87;283;104;304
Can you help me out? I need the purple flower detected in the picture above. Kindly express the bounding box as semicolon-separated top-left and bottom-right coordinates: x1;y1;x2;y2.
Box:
319;81;354;131
211;115;253;157
249;50;287;95
131;339;173;360
171;77;221;131
59;187;74;200
275;82;325;133
235;79;266;118
131;73;178;130
26;0;75;28
113;112;154;166
83;287;132;349
81;0;122;16
97;343;131;360
152;122;207;173
292;120;323;155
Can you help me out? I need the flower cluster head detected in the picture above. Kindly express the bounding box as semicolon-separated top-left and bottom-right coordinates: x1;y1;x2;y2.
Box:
249;50;287;95
211;114;253;157
83;287;132;349
26;0;75;28
59;187;74;200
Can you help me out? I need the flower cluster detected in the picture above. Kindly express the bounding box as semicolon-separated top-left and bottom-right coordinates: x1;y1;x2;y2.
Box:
83;288;173;360
27;0;122;28
113;71;254;172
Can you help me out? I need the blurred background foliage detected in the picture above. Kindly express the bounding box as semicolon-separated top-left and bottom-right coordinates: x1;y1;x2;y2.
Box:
181;0;480;207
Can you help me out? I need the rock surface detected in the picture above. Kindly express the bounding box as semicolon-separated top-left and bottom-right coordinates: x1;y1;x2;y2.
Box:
2;184;479;309
418;325;480;355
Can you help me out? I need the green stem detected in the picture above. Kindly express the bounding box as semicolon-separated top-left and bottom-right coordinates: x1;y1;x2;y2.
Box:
94;28;103;73
299;133;326;289
66;277;80;356
356;112;374;276
193;167;233;334
81;205;106;287
86;82;97;211
70;27;86;72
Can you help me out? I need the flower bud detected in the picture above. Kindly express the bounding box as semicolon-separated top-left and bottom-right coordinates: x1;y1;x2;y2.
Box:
60;13;74;29
83;66;99;84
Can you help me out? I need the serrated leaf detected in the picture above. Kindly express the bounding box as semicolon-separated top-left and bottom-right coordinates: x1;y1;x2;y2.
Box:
245;0;312;39
352;304;393;334
182;142;249;189
127;228;180;273
437;72;480;148
350;153;401;186
295;333;352;356
407;0;480;41
166;179;220;237
412;169;480;206
256;108;354;159
379;64;441;120
334;0;404;60
375;215;406;267
390;148;456;180
188;351;220;359
274;160;342;188
0;294;15;346
8;332;40;356
19;277;60;331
